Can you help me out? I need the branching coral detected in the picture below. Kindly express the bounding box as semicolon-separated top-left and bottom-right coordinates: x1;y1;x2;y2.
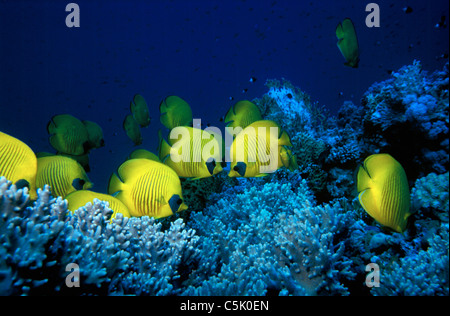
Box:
0;176;132;295
0;176;202;296
186;182;355;296
370;225;449;296
115;217;201;296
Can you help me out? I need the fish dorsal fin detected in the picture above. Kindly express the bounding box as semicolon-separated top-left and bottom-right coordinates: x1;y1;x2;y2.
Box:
117;159;149;184
278;130;293;147
159;97;169;114
47;116;58;134
336;21;345;40
224;105;235;126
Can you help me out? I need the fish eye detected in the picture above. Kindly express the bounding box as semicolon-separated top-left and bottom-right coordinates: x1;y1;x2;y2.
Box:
72;178;86;190
206;158;216;175
169;194;183;213
233;162;247;176
14;179;30;190
206;157;216;166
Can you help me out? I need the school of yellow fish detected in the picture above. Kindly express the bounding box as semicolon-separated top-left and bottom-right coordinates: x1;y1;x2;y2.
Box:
1;96;299;220
0;22;413;231
0;90;412;232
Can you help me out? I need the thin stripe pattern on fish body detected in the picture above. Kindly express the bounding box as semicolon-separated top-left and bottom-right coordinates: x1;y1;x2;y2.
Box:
131;168;169;217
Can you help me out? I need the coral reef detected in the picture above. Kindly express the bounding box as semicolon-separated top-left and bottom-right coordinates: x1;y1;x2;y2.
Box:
0;176;201;295
254;79;333;197
411;172;449;222
370;225;449;296
186;181;356;295
361;61;449;178
1;61;449;296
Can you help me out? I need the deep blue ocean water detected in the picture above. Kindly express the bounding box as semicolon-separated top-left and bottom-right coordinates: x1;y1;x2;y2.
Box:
1;0;448;191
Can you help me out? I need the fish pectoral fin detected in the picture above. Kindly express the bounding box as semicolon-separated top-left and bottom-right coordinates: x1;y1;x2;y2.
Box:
46;116;59;134
278;130;293;147
255;173;269;178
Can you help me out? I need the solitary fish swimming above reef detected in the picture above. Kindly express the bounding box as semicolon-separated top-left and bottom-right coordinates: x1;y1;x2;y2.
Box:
336;18;360;68
357;153;411;233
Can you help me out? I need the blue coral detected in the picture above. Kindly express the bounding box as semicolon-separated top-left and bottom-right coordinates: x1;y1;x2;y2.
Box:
361;61;449;176
411;172;449;222
186;181;356;295
371;225;449;296
0;176;201;295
